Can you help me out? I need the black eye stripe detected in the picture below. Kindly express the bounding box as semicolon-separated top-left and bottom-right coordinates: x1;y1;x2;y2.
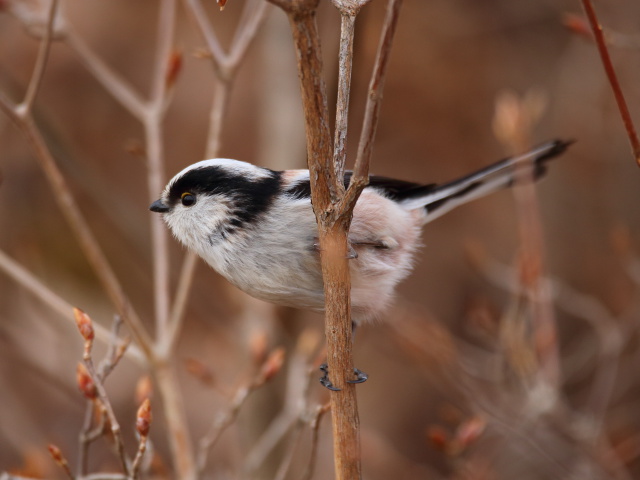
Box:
168;166;282;228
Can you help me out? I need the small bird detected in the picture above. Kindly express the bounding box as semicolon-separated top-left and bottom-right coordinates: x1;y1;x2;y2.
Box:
150;140;569;326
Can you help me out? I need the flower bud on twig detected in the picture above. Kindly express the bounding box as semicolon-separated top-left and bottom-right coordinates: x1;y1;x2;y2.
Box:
249;330;268;366
73;307;95;342
259;347;285;383
184;358;215;386
47;444;73;479
76;362;97;400
136;398;152;438
165;49;182;90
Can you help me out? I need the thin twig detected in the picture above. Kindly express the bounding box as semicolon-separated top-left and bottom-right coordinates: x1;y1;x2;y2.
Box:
301;402;331;480
580;0;640;167
17;0;60;117
64;26;147;120
147;0;176;340
228;0;270;67
340;0;403;214
197;384;253;473
332;13;357;180
163;251;198;356
0;249;147;361
165;1;270;356
197;348;285;473
181;0;228;77
83;358;130;475
0;110;155;360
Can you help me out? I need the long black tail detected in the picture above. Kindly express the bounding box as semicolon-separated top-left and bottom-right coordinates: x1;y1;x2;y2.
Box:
397;139;571;224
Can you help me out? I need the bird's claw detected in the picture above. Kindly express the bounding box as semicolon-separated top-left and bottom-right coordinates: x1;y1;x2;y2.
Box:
319;363;368;391
347;368;368;384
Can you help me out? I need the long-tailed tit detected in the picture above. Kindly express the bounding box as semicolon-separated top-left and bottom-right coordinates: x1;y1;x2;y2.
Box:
150;140;569;326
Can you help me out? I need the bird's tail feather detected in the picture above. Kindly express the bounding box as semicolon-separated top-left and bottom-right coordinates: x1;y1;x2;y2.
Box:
399;139;571;224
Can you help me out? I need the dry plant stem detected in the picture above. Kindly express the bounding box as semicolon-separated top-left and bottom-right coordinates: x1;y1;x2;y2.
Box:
130;435;148;480
205;79;230;159
272;4;360;478
301;403;331;480
514;180;560;388
154;361;195;480
350;0;401;188
79;317;129;475
83;356;131;475
0;249;148;361
332;12;357;177
167;0;269;349
267;1;403;478
244;340;317;473
196;384;254;474
0;14;152;357
0;101;155;363
581;0;640;167
480;257;624;437
16;0;59;117
146;0;176;339
64;27;146;120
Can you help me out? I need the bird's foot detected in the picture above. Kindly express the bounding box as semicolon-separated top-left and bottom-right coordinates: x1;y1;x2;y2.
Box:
319;363;368;391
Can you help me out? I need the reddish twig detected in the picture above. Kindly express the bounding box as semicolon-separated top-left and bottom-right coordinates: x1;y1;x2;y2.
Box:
580;0;640;167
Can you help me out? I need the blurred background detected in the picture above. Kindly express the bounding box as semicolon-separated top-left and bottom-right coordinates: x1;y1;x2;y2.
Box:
1;0;640;478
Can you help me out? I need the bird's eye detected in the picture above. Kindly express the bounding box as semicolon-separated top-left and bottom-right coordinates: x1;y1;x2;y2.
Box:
181;192;196;207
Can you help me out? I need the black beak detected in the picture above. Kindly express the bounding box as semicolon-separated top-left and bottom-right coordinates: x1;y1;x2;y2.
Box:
149;199;170;213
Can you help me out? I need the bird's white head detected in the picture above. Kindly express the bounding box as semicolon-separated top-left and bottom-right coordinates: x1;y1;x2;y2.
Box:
149;158;281;255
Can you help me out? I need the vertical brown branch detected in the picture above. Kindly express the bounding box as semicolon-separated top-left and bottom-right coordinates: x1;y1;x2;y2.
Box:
266;1;402;478
581;0;640;167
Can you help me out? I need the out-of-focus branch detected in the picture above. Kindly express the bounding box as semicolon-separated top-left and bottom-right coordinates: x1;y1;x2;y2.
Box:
0;249;147;362
145;0;176;343
17;0;59;117
580;0;640;167
493;90;561;390
0;73;154;365
196;348;285;474
243;329;322;475
165;0;269;357
64;27;147;120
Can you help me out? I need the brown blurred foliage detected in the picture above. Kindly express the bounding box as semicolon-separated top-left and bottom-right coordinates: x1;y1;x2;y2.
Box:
1;0;640;479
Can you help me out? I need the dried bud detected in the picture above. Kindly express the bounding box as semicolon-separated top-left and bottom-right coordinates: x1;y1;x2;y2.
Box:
184;358;215;386
165;49;182;89
136;398;152;437
47;444;64;464
135;375;153;405
47;443;72;477
562;13;594;40
454;416;486;449
249;330;269;366
76;363;97;400
217;0;227;11
73;307;95;342
260;347;285;382
426;425;449;452
124;138;146;158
